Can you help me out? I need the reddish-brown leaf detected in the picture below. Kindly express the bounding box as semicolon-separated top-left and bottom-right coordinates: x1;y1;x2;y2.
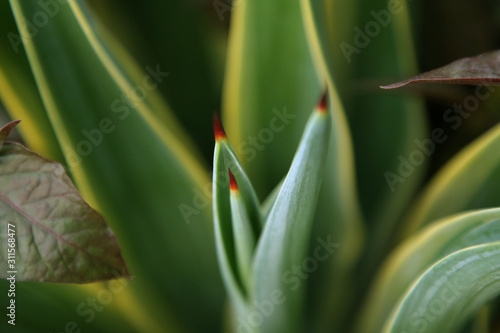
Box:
382;50;500;89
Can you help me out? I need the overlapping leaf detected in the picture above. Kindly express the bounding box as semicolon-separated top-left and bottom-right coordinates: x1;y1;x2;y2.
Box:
215;114;264;233
0;121;143;332
0;121;149;332
300;2;366;331
0;140;128;282
357;208;500;333
223;0;321;196
0;1;63;161
228;169;256;287
213;97;332;332
384;241;500;332
212;114;261;317
9;0;223;331
251;100;331;333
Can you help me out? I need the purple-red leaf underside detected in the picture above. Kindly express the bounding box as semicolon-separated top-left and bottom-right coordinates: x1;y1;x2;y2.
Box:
0;120;21;150
0;142;129;283
382;50;500;89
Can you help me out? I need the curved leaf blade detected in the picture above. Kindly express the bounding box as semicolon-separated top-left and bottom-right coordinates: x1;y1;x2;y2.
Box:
383;241;500;333
358;208;500;333
228;169;256;290
212;115;262;296
251;100;331;332
0;142;128;283
212;115;262;315
88;0;220;161
403;122;500;235
212;126;247;319
215;114;263;232
339;0;428;275
0;282;147;333
300;2;366;330
0;0;64;162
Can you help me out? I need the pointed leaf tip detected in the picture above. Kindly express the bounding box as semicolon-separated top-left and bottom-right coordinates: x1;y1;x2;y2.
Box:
317;91;328;113
0;120;22;151
0;120;21;142
229;168;238;191
213;113;226;141
381;50;500;89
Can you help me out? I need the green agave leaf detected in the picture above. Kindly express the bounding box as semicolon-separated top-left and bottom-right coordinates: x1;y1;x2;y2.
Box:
382;50;500;89
339;0;428;272
260;178;284;219
0;281;143;333
212;126;247;320
251;100;331;333
403;122;500;236
228;169;257;292
223;0;321;197
0;127;149;331
383;241;500;333
312;0;358;91
215;114;264;232
0;141;128;282
10;0;223;331
357;208;500;333
0;140;151;330
212;114;262;311
300;2;365;331
304;2;427;306
0;0;63;161
70;1;198;156
212;115;263;308
87;0;219;161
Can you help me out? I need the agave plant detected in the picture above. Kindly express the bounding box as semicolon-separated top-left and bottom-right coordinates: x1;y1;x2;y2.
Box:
1;0;500;332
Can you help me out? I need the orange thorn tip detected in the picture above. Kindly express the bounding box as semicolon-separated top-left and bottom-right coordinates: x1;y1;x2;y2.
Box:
228;168;238;191
317;90;328;113
213;112;226;141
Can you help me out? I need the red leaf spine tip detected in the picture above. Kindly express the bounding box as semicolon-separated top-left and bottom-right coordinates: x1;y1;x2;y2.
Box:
228;168;238;191
317;90;328;113
213;112;226;141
